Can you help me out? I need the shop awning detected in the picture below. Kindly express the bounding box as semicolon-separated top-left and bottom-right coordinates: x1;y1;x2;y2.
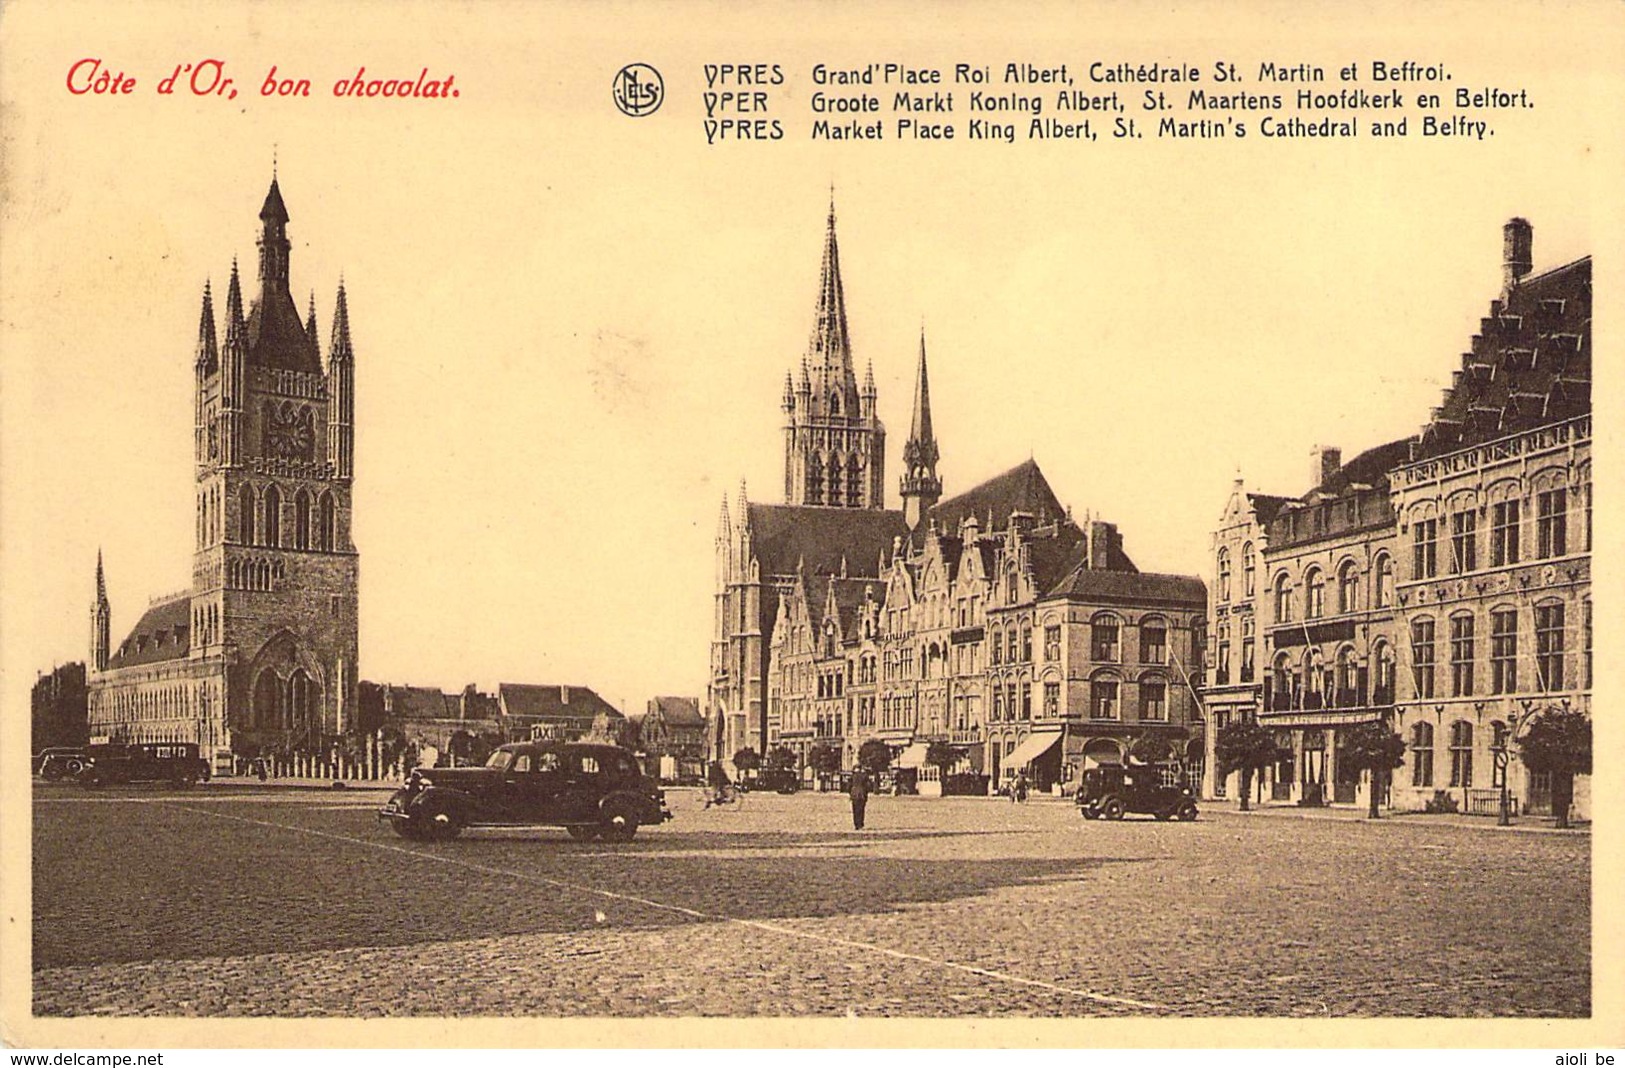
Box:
895;742;931;769
1004;728;1063;769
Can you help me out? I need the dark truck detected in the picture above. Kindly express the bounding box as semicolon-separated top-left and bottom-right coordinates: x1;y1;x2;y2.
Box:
1077;763;1198;821
378;741;671;841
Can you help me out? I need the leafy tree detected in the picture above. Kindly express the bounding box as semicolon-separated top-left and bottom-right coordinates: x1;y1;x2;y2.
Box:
731;747;762;773
857;739;894;775
1126;733;1173;765
925;740;964;780
1519;705;1592;829
765;745;798;772
1337;720;1407;819
809;744;843;779
1214;719;1281;811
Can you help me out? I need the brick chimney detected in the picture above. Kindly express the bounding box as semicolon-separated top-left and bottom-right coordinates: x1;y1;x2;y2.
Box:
1503;217;1533;295
1309;445;1341;490
560;685;570;705
1087;520;1119;569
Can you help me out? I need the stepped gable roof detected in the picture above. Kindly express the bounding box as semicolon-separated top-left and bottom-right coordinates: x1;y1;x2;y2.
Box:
1248;493;1292;525
650;696;703;727
924;459;1069;543
1415;256;1591;461
498;683;622;721
107;596;191;669
826;575;876;638
745;503;909;579
1045;567;1207;607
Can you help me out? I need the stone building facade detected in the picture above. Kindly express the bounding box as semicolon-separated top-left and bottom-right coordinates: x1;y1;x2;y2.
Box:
1207;219;1591;817
713;200;1207;790
87;177;360;768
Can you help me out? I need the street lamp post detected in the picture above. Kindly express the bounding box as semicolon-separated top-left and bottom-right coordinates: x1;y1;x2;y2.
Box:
1495;699;1535;827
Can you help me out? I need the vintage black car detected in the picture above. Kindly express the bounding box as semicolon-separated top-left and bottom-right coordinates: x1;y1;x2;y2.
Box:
378;742;671;841
35;747;89;781
1077;763;1198;821
78;742;210;787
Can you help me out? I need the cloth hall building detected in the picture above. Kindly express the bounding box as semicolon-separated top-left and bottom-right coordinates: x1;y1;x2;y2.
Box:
1205;219;1592;818
709;203;1207;791
86;177;361;768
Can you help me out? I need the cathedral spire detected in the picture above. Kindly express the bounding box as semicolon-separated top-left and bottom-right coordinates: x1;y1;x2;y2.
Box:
90;550;110;672
809;197;851;369
224;259;244;338
901;327;942;530
96;548;107;602
257;175;291;289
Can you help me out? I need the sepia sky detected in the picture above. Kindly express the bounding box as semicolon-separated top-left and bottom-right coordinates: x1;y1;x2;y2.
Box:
1;1;1616;717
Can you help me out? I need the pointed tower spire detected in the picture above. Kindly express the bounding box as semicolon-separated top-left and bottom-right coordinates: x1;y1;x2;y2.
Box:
306;291;320;362
195;280;218;368
224;259;245;337
900;326;942;530
327;279;355;480
90;550;110;672
809;194;852;369
782;370;794;413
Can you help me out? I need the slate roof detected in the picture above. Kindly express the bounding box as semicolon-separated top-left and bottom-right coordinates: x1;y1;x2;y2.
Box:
246;289;320;373
498;683;622;722
107;596;191;669
1248;493;1293;525
1045;567;1207;607
926;458;1068;539
1414;256;1591;461
745;503;909;579
648;696;704;727
1307;438;1415;497
1025;529;1092;591
386;685;458;720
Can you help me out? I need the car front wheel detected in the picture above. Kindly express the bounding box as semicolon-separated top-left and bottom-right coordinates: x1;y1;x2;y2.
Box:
1100;797;1126;821
599;801;640;842
417;800;463;841
1175;801;1198;822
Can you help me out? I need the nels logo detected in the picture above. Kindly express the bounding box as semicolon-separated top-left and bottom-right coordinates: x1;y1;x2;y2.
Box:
613;63;664;117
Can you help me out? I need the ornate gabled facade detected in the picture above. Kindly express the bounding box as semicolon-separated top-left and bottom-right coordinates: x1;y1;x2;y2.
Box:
87;176;360;766
713;202;1209;790
1208;218;1592;819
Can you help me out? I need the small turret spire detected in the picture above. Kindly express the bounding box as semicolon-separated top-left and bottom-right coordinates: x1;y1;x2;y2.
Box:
96;548;106;602
809;196;852;368
306;290;320;361
195;280;218;368
329;279;353;361
224;259;244;334
900;326;942;529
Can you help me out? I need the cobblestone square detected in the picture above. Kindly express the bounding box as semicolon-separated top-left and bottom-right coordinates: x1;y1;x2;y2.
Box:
32;784;1588;1017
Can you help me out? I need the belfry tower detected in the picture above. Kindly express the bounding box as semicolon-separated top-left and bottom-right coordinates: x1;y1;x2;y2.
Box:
900;328;942;528
191;176;360;751
782;197;886;508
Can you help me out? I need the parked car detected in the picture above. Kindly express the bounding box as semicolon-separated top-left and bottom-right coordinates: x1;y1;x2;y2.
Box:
1077;763;1198;821
35;747;88;781
378;741;672;841
78;742;210;787
754;767;801;794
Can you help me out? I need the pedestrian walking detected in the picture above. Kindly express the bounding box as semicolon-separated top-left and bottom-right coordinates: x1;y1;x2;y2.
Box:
849;767;870;830
1015;771;1029;803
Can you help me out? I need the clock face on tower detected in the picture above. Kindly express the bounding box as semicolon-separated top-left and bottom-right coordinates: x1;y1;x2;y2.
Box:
264;403;316;460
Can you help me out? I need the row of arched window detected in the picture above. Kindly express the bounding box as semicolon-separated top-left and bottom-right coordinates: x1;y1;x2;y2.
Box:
804;453;865;506
238;483;338;551
1408;721;1481;789
1269;643;1397;712
1272;555;1395;624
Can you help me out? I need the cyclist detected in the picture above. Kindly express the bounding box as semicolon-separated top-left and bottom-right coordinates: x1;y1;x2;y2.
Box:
704;760;733;807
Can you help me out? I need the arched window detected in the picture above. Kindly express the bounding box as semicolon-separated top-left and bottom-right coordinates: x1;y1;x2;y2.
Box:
847;460;861;507
1216;548;1231;602
319;492;336;552
1410;722;1434;787
252;670;280;730
294;489;312;549
1374;553;1394;608
240;484;257;545
263;484;282;548
1271;652;1293;710
1449;721;1473;787
1335;646;1358;706
1374;641;1396;703
1242;543;1256;597
1305;568;1326;619
827;455;844;506
1338;560;1359;614
806;454;824;505
1274;572;1293;624
1090;614;1121;661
